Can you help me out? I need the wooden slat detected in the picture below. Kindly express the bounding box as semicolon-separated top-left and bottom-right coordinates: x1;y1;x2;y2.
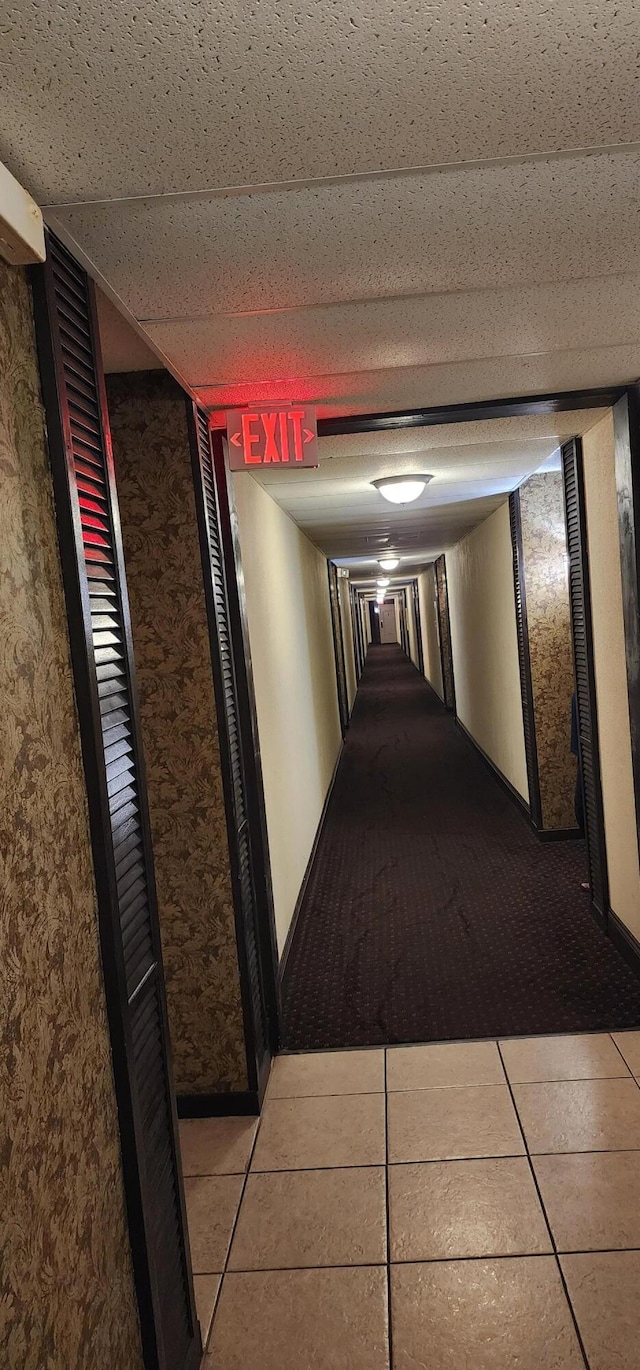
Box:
32;231;200;1370
189;401;271;1076
561;438;609;917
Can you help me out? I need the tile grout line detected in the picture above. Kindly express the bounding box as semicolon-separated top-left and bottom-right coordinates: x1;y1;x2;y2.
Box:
384;1049;394;1370
202;1116;263;1356
270;1068;640;1100
188;1244;640;1278
496;1041;592;1370
607;1031;640;1085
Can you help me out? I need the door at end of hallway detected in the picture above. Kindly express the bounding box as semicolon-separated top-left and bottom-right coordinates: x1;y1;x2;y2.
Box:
379;600;397;644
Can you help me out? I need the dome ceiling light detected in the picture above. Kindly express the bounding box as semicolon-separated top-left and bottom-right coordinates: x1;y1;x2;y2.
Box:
378;556;400;570
372;475;434;505
377;577;390;588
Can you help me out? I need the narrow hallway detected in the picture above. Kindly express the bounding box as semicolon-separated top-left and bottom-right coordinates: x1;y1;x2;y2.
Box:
282;645;640;1049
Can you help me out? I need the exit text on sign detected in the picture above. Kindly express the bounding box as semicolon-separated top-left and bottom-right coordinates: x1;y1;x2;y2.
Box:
226;405;319;470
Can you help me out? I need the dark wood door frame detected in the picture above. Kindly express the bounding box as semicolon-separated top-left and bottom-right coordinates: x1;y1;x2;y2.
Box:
400;589;410;656
350;583;365;678
211;432;281;1060
612;387;640;968
369;598;381;644
411;578;425;675
317;387;623;437
561;437;609;925
187;415;280;1104
434;555;456;712
509;490;543;830
328;560;350;733
614;388;640;824
32;232;201;1370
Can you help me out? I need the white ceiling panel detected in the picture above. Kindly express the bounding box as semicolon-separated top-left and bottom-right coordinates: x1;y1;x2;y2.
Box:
2;2;639;203
4;2;633;590
146;273;640;384
50;148;640;317
256;440;560;491
195;345;639;418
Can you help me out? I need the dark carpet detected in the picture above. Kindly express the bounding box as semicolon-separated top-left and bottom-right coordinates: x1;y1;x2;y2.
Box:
281;644;640;1049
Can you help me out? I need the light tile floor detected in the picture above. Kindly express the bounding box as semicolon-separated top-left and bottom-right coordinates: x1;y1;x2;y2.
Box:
180;1031;640;1368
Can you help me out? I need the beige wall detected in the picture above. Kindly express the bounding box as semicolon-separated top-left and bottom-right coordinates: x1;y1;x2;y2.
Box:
108;372;248;1095
338;575;357;710
233;473;342;953
1;262;142;1366
447;502;529;800
418;566;444;697
519;471;576;830
583;412;640;940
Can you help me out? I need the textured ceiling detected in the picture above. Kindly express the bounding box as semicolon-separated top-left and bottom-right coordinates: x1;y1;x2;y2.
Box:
141;272;640;384
2;1;638;564
245;409;605;568
43;150;640;316
2;2;640;200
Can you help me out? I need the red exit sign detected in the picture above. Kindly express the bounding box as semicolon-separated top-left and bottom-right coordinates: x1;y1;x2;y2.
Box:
226;405;319;470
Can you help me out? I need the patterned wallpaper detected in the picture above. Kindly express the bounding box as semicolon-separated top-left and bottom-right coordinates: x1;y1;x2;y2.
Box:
519;472;576;830
107;372;248;1094
0;261;142;1365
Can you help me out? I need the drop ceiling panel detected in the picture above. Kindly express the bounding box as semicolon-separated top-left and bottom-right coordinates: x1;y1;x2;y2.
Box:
287;484;528;522
50;148;640;317
340;552;436;573
145;273;640;383
2;2;639;202
196;344;638;418
294;495;507;533
254;440;561;491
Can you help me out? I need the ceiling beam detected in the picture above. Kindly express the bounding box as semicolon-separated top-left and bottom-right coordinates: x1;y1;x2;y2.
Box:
316;386;625;437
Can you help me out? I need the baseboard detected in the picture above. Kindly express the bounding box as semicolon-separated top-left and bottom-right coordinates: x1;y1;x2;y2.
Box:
278;741;345;987
177;1090;260;1118
535;826;582;843
455;718;531;820
607;906;640;979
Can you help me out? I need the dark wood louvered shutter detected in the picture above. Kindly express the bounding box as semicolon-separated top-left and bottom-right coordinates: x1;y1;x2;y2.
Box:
509;491;541;827
561;438;609;922
412;581;425;675
435;555;456;712
187;405;277;1093
400;590;410;656
350;584;364;678
31;233;200;1370
328;561;349;733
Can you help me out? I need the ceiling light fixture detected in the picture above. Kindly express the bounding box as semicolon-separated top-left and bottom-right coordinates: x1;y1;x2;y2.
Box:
377;577;390;588
378;557;400;570
372;475;433;505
